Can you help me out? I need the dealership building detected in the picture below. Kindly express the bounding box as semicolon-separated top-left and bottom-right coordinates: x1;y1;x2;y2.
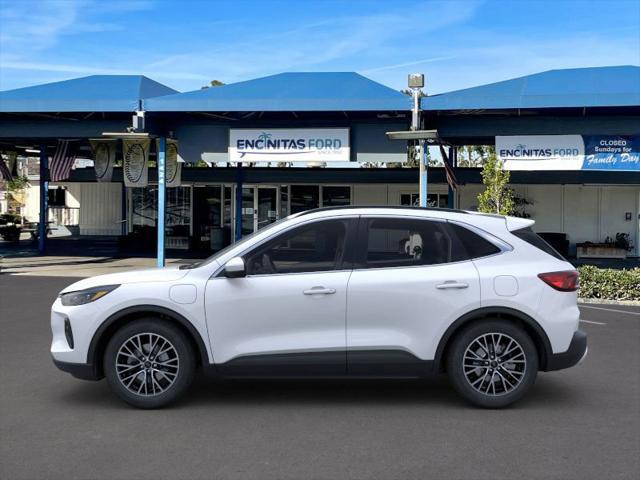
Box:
0;66;638;259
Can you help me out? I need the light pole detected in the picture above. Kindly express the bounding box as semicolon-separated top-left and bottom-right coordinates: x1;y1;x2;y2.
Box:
408;73;427;207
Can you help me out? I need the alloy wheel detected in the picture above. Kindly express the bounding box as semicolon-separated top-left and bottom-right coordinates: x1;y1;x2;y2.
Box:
462;333;526;396
115;333;180;396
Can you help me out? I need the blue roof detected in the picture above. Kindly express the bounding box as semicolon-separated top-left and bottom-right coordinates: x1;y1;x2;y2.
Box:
422;66;640;111
0;75;178;113
145;72;411;112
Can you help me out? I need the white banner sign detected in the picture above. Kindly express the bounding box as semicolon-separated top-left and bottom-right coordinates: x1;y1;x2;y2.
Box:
229;128;350;163
90;139;116;182
123;138;150;187
497;135;585;170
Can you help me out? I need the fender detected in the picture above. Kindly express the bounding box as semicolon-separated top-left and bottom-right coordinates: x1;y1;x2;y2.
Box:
433;306;553;372
87;305;211;370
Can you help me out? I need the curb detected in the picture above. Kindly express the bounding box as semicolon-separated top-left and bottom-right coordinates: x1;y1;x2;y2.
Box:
578;298;640;306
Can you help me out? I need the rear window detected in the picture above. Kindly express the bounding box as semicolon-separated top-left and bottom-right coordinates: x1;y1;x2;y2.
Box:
512;227;565;260
447;223;501;260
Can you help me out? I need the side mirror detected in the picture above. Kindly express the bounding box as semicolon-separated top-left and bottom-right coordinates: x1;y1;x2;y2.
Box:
224;256;246;278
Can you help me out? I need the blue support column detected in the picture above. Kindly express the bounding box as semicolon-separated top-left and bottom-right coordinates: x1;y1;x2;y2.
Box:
157;137;166;267
38;145;48;254
235;163;243;242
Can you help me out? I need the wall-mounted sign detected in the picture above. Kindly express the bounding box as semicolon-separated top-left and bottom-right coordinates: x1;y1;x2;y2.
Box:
496;135;584;170
582;136;640;171
497;135;640;171
229;128;350;163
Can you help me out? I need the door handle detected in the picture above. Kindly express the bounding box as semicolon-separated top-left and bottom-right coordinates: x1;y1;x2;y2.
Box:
303;286;336;295
436;281;469;289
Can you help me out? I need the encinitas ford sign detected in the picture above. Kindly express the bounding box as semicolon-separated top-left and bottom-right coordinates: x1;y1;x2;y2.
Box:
497;135;585;170
229;128;350;162
497;135;640;171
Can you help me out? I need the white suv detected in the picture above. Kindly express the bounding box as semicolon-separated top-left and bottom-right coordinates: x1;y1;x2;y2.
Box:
51;207;587;408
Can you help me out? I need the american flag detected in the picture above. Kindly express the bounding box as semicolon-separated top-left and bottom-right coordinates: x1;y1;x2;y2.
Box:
439;145;458;190
0;156;12;181
49;140;78;182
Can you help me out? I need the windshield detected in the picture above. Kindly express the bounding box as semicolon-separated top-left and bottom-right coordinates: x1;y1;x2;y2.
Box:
188;216;293;269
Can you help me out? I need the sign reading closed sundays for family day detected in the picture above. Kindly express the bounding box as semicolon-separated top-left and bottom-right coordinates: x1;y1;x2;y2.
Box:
229;128;350;163
497;135;640;171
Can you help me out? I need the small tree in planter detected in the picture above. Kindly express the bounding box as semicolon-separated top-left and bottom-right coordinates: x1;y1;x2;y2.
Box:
477;153;514;215
0;175;29;241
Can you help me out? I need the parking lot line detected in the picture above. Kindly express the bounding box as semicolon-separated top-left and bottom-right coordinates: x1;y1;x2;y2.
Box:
579;319;607;325
579;305;640;316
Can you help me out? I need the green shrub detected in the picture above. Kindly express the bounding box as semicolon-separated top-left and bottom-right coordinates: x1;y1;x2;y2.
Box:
578;265;640;301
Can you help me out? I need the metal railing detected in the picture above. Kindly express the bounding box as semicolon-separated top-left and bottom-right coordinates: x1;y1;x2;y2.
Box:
48;207;79;226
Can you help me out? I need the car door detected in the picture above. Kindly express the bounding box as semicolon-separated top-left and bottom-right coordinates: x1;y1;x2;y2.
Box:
205;217;357;376
346;216;482;375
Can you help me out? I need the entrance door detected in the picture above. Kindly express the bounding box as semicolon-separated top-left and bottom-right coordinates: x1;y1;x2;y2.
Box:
237;186;280;238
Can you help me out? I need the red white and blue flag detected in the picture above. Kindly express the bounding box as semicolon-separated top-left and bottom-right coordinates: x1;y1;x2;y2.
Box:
50;140;79;182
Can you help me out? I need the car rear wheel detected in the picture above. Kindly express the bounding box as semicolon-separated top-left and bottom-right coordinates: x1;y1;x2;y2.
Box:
446;320;538;408
104;318;195;409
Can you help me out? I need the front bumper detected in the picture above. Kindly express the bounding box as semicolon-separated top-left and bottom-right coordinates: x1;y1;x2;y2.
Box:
545;330;588;371
52;357;102;381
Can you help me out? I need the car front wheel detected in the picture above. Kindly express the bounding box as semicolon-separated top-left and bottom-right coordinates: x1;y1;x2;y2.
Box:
446;320;538;408
104;318;195;409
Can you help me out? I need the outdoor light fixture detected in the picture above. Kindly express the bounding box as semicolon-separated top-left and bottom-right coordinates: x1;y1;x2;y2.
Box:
101;132;151;138
24;148;41;153
386;129;440;141
408;73;425;89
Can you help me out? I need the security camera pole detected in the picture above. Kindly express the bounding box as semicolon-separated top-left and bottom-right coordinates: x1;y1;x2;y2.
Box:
408;73;427;207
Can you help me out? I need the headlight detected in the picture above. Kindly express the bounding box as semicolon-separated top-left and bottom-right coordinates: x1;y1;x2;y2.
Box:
60;285;120;306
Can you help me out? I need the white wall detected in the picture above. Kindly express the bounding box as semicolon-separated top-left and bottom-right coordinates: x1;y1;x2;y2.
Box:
78;182;122;235
599;186;639;252
458;183;640;256
353;184;388;205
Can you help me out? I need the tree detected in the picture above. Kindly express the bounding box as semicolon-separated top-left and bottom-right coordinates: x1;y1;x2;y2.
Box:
457;145;495;167
201;79;225;89
477;152;514;215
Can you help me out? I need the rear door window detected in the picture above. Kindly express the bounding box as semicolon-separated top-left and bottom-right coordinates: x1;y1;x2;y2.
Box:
359;217;454;268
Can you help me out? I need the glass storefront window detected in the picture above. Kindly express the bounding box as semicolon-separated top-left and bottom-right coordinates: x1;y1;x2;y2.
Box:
131;187;157;228
280;185;289;219
401;192;448;208
290;185;319;214
400;193;419;207
193;186;223;251
322;186;350;207
130;186;191;249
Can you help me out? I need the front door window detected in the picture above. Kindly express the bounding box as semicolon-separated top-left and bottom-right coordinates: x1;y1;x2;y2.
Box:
245;219;350;275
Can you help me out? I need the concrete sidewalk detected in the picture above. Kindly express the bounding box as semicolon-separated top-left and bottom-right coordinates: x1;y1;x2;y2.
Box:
0;255;192;277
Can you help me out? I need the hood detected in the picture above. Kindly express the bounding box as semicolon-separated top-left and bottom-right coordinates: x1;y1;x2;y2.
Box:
60;267;189;293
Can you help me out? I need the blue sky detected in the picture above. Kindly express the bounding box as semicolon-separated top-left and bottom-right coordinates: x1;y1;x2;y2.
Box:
0;0;638;94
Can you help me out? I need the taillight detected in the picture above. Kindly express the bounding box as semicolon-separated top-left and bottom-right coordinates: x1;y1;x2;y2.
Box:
538;271;579;292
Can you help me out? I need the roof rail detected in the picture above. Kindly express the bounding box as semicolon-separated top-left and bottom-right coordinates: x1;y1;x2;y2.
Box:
296;205;470;216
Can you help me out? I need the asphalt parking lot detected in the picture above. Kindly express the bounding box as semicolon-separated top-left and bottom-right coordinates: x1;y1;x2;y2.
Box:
1;275;638;480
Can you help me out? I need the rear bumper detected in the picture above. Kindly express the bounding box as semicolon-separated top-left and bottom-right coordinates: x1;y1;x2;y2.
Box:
544;330;587;371
52;357;102;381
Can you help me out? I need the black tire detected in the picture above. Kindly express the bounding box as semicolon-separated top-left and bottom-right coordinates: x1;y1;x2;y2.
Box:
446;320;538;408
104;318;195;409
